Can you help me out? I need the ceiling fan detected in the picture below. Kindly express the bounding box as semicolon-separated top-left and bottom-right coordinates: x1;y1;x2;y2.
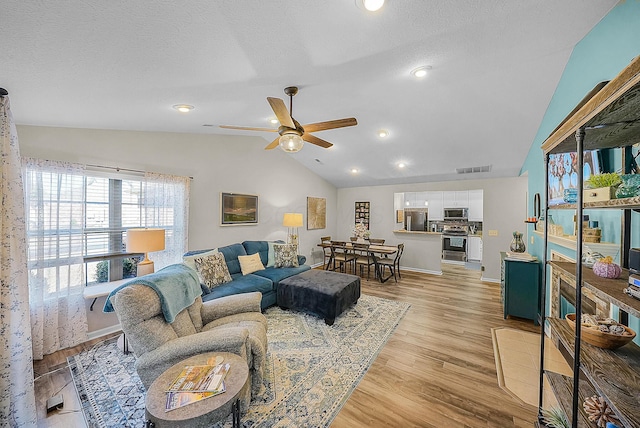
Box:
220;86;357;152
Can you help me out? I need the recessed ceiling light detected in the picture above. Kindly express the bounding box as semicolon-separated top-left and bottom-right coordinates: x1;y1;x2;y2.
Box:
350;168;359;174
172;104;194;113
397;162;406;168
357;0;385;11
378;129;389;138
411;66;432;78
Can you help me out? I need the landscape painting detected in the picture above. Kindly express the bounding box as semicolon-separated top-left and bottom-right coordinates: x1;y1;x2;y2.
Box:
221;193;258;225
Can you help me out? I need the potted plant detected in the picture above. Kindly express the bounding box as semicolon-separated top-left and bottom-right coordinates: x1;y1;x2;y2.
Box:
584;172;622;202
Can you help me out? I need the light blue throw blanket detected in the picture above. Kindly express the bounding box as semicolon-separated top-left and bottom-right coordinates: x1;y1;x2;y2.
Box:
103;263;202;323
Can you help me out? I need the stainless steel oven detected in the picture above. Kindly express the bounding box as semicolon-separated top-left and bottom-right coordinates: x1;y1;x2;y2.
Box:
441;225;468;262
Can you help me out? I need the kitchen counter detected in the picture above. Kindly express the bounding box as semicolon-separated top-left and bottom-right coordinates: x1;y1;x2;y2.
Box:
393;230;441;235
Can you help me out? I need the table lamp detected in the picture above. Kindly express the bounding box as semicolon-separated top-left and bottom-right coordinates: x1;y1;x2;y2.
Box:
283;213;303;246
126;228;165;277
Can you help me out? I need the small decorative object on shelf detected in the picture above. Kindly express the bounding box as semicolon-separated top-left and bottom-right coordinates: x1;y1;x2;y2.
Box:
563;187;578;203
565;313;636;349
540;407;570;428
524;217;537;223
585;172;623;189
592;256;621;279
509;231;526;253
583;395;621;428
615;173;640;198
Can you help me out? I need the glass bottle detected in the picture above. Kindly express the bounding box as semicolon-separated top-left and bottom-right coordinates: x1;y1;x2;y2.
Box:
510;231;526;253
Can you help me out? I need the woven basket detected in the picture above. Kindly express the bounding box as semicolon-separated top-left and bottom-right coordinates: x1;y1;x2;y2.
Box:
565;313;636;350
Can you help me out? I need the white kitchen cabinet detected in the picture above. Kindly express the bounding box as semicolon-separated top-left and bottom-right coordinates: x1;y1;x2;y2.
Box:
468;189;483;221
467;236;482;261
426;191;444;220
442;191;469;208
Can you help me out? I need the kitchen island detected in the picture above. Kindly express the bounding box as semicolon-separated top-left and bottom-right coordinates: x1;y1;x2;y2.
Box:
393;230;443;275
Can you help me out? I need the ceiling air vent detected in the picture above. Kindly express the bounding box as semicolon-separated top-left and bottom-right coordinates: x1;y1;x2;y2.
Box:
455;165;492;174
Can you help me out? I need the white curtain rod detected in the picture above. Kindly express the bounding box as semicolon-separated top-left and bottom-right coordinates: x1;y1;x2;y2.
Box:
85;163;193;180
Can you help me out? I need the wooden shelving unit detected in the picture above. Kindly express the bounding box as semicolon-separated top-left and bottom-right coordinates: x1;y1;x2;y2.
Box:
538;54;640;428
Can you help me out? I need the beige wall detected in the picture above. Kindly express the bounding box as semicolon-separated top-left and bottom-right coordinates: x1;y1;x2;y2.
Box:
18;125;338;336
336;176;528;281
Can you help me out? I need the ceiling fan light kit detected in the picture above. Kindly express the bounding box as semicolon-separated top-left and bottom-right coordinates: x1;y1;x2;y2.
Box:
279;134;304;153
220;86;357;153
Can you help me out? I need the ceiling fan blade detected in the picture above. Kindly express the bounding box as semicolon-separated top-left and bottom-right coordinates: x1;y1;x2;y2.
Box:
302;118;358;133
302;133;333;149
267;97;296;129
219;125;277;132
265;136;280;150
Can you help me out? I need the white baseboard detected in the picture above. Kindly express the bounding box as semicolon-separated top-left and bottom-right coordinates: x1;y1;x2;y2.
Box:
482;276;500;283
399;266;443;276
87;324;122;341
309;262;325;269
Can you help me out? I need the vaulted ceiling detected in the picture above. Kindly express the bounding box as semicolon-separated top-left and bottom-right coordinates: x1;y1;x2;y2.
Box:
1;1;618;187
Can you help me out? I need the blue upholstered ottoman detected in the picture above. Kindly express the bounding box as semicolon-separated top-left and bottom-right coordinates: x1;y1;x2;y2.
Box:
277;270;361;325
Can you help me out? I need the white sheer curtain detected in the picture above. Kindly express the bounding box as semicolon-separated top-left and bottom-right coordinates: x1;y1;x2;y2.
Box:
143;172;190;269
23;158;88;359
0;95;37;426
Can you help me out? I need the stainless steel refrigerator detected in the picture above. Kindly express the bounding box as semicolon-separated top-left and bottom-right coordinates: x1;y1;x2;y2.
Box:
404;209;427;232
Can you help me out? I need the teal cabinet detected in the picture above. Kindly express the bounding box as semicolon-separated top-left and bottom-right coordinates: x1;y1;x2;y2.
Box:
500;252;540;324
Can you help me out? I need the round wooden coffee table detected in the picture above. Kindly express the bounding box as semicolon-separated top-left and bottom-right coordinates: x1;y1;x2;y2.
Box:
145;352;250;428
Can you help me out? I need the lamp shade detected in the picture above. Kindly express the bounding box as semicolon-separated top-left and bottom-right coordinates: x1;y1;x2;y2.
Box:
282;213;303;227
126;228;166;253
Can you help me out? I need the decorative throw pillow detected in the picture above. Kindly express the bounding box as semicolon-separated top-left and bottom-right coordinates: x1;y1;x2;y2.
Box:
194;252;232;289
238;252;265;275
183;248;218;283
267;242;276;268
273;244;299;268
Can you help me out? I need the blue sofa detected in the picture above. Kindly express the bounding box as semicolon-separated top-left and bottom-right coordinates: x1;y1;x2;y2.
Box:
184;240;310;310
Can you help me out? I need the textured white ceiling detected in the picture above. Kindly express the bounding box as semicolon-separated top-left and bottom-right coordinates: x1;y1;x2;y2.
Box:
1;0;617;187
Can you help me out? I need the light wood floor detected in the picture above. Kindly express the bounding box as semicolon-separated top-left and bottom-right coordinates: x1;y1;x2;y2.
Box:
34;263;540;427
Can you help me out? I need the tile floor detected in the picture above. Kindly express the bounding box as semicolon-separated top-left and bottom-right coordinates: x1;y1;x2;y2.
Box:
492;327;572;409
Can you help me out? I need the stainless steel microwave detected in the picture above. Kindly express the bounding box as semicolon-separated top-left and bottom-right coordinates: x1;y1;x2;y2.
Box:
443;208;468;220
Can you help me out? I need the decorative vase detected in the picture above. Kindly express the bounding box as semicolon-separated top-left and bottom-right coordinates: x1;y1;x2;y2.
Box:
510;231;526;253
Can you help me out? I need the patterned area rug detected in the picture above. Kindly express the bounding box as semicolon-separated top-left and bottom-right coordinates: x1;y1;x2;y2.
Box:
68;294;410;427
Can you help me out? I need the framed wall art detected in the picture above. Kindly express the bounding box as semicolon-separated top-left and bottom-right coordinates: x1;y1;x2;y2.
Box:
220;193;258;225
355;201;370;230
307;197;326;230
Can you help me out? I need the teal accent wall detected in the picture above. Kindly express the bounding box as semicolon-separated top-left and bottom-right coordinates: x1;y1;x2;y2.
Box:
520;0;640;342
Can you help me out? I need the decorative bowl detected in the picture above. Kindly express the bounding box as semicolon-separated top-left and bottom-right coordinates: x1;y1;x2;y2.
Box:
565;313;636;350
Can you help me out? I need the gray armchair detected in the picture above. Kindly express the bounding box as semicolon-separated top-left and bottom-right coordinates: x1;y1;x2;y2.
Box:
110;286;267;397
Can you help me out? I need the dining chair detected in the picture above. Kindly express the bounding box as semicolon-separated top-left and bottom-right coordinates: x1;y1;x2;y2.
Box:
329;241;356;273
353;242;375;279
374;243;404;283
320;236;332;269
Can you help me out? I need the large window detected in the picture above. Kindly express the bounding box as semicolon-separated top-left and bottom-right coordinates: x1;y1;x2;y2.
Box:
24;160;189;289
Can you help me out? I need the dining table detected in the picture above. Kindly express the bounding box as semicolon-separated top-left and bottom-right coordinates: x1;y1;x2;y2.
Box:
317;241;398;282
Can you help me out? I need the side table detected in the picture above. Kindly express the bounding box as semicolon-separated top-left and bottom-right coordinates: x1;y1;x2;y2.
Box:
145;352;250;428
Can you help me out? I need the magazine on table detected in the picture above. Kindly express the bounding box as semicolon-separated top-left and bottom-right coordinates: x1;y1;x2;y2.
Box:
166;363;230;393
165;382;226;412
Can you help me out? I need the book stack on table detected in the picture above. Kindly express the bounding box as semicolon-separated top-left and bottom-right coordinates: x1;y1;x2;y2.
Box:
165;361;230;412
